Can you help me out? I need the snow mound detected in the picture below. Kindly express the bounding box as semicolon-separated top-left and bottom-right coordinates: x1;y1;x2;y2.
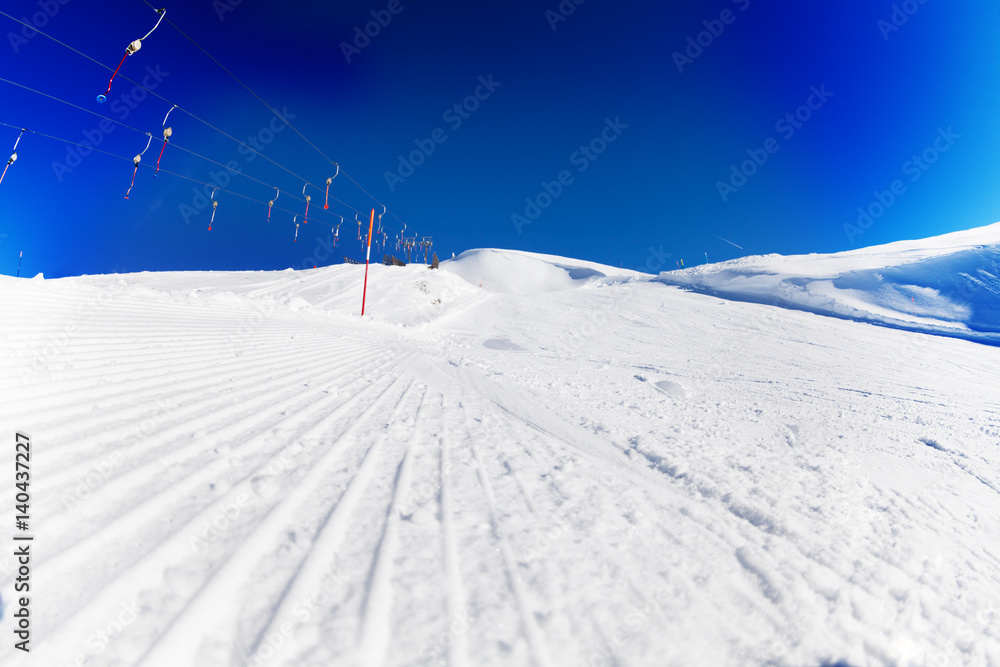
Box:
442;248;648;295
659;222;1000;345
47;263;484;327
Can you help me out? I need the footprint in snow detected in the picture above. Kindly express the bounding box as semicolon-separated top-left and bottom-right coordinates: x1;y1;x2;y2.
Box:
655;379;689;399
251;475;281;499
483;338;526;351
919;437;947;452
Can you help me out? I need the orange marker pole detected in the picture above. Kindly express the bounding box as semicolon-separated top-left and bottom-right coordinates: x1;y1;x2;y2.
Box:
361;208;375;315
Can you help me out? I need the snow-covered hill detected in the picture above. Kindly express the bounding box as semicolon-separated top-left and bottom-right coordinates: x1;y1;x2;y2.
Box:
1;233;999;667
658;222;1000;345
443;248;647;294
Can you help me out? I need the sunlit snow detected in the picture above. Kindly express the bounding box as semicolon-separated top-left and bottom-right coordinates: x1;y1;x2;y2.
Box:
1;226;999;666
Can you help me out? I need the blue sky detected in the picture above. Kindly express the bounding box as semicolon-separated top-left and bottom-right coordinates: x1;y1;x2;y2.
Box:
1;0;999;278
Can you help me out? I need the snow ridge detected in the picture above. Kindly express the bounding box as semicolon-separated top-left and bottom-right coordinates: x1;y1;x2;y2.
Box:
658;222;1000;345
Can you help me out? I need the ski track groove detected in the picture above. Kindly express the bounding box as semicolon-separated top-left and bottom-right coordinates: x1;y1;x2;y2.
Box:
32;354;401;560
12;333;353;401
134;376;414;667
35;345;393;487
32;345;393;501
7;346;331;428
466;412;554;667
9;335;363;425
357;389;421;666
379;385;454;667
243;380;417;665
439;395;470;667
18;372;402;657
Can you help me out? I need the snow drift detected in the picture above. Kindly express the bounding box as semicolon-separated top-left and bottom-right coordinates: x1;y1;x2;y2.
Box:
658;222;1000;345
443;248;647;294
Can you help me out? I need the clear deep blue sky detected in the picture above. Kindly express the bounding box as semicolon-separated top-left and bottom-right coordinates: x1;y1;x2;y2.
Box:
1;0;999;277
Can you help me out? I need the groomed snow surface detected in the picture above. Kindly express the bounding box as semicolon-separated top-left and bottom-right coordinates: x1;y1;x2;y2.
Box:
658;222;1000;345
1;230;1000;667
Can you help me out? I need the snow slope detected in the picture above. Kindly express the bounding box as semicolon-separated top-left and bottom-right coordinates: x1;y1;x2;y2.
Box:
442;248;647;294
1;245;999;667
658;222;1000;345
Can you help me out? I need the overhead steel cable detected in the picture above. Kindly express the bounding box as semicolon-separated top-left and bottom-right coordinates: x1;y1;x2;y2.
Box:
132;0;409;227
137;0;336;166
0;120;349;232
0;75;365;217
0;10;344;205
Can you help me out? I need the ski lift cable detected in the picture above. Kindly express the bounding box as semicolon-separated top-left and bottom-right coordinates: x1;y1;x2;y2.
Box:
337;168;408;229
0;121;348;228
0;76;363;217
0;10;408;232
131;0;411;229
136;0;335;164
0;12;343;204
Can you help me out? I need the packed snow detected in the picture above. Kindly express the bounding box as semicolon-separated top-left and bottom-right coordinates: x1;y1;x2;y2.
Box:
1;228;999;667
658;222;1000;345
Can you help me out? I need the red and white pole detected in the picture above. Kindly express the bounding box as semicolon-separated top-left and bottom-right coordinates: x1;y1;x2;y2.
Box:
361;208;375;316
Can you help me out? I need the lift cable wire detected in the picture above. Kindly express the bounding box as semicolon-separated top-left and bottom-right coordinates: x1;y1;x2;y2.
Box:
0;10;350;207
0;75;363;216
132;0;411;229
0;120;348;232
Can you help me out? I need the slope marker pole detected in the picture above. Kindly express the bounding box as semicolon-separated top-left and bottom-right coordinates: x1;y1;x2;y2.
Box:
361;208;374;316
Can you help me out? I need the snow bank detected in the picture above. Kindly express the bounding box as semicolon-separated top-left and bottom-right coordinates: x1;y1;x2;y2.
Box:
659;222;1000;344
43;263;484;327
442;248;648;295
